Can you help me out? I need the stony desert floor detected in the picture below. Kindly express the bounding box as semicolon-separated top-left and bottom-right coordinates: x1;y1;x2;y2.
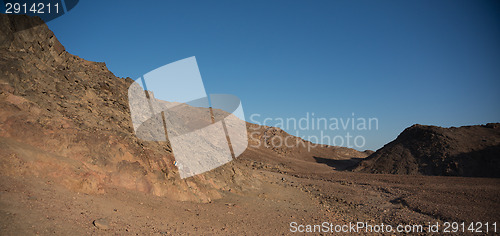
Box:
1;155;498;235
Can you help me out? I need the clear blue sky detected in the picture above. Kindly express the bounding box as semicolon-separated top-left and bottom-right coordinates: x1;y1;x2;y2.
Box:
46;0;500;151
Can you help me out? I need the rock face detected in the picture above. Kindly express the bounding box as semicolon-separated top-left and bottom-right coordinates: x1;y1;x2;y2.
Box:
0;14;369;202
0;14;262;202
353;124;500;177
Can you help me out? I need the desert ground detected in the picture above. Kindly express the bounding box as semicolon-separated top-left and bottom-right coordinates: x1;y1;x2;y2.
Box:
1;148;499;235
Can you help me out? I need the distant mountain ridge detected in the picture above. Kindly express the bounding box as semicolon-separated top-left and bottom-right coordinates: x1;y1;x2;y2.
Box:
353;123;500;177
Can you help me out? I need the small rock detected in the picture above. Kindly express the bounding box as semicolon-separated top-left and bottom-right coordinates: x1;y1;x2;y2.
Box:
93;218;110;230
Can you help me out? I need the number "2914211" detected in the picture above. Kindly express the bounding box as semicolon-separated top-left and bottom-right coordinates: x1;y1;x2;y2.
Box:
5;2;59;14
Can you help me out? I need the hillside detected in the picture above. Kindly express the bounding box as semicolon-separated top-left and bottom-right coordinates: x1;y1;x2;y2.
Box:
353;123;500;177
0;14;367;202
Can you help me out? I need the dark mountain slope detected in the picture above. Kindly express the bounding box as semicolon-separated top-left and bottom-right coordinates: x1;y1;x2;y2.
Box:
353;123;500;177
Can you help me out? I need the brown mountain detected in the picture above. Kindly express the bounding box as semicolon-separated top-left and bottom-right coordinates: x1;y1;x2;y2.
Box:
0;14;367;202
353;123;500;177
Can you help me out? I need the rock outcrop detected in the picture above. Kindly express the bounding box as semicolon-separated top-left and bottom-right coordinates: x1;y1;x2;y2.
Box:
353;123;500;177
0;14;264;202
